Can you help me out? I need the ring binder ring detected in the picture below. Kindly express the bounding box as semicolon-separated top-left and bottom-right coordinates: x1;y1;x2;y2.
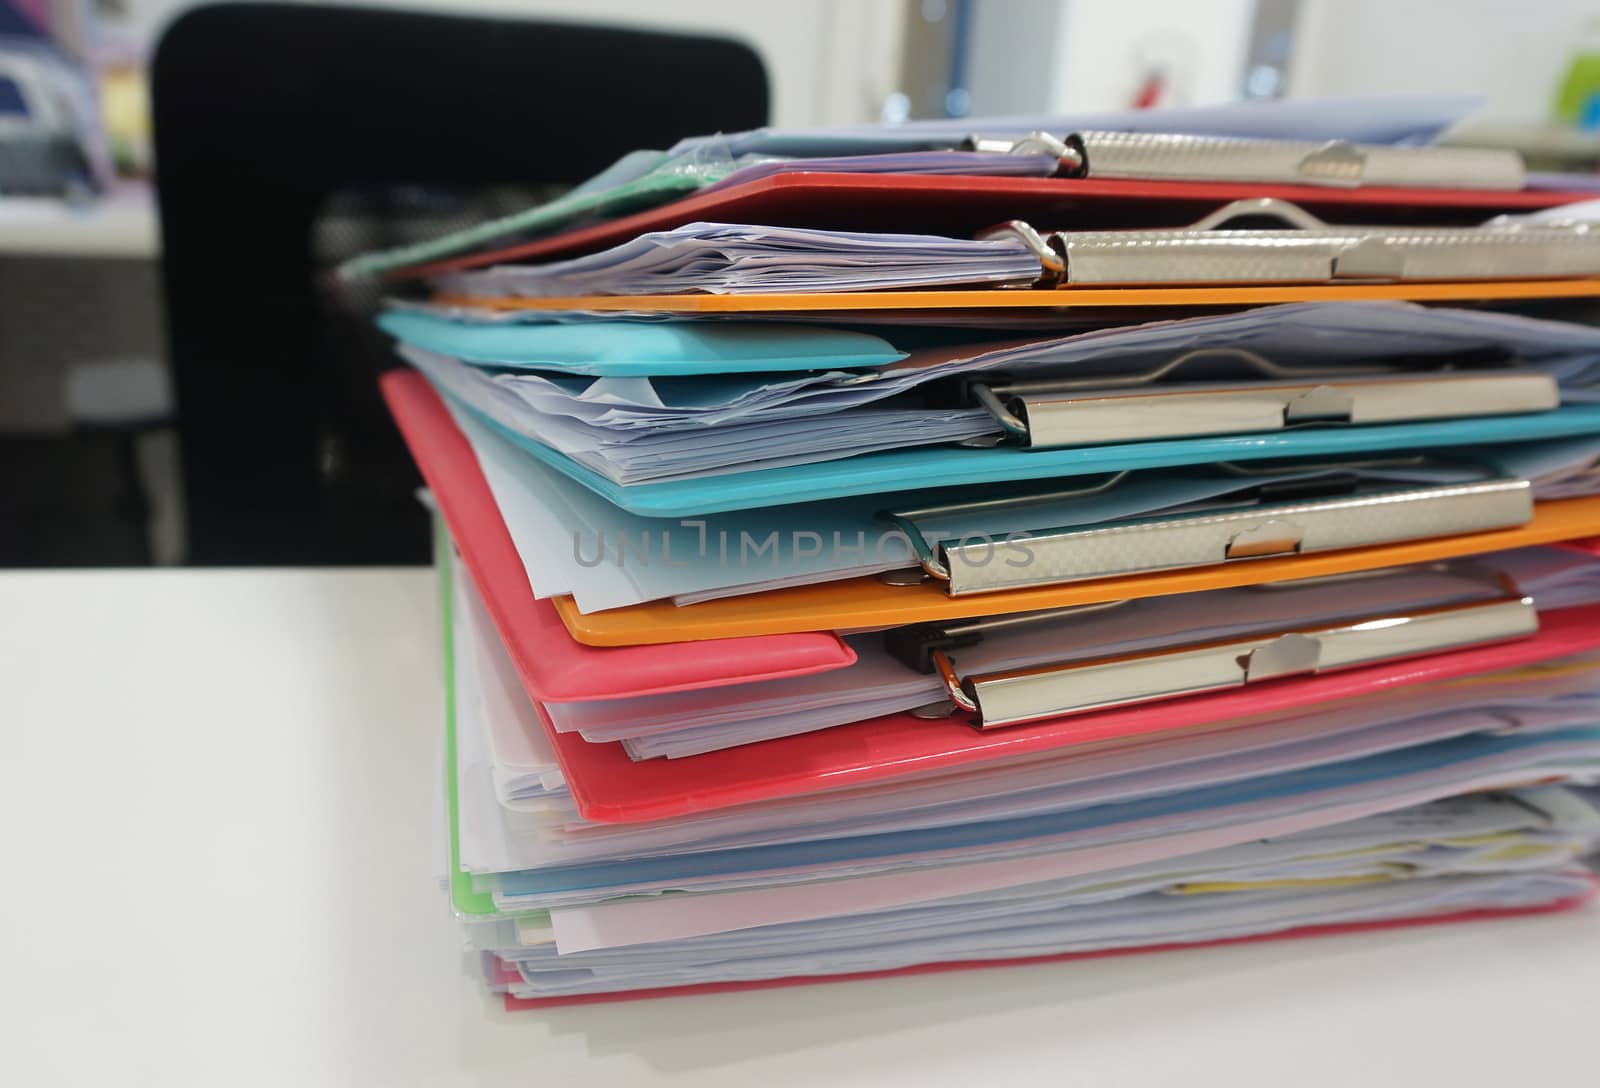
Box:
975;219;1064;286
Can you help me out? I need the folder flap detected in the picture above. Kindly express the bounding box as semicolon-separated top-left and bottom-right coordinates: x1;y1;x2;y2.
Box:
381;370;856;700
536;603;1600;823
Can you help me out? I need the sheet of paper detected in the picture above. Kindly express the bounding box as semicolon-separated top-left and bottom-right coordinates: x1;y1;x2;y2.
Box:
544;749;1600;954
498;661;1600;876
513;872;1593;996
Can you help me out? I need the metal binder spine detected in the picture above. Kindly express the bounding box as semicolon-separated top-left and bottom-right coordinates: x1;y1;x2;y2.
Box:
1055;229;1346;284
952;595;1538;729
936;478;1534;596
999;373;1560;449
990;199;1600;286
1331;229;1600;280
1070;131;1526;190
1050;226;1600;285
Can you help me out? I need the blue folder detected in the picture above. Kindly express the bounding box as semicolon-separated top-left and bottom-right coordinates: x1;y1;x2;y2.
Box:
378;310;907;376
459;396;1600;517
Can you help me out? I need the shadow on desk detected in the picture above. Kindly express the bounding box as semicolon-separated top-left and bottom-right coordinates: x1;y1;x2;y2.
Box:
486;904;1595;1075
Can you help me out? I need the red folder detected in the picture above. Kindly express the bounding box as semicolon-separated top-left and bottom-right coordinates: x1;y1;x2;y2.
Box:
383;371;856;701
499;881;1598;1009
531;604;1600;823
396;172;1600;280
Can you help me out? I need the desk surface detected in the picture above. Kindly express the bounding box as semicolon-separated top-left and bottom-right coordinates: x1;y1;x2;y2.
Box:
3;568;1599;1087
0;190;159;259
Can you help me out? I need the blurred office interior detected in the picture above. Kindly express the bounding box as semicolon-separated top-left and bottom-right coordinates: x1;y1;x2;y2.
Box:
5;0;1600;566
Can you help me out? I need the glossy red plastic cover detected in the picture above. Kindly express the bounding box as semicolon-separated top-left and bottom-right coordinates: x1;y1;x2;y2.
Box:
381;370;856;701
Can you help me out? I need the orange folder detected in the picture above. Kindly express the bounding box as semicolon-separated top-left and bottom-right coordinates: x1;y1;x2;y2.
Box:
435;277;1600;318
554;496;1600;645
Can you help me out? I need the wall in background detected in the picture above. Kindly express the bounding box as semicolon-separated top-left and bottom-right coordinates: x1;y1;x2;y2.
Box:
965;0;1254;118
1289;0;1600;122
103;0;904;129
965;0;1068;117
1048;0;1255;112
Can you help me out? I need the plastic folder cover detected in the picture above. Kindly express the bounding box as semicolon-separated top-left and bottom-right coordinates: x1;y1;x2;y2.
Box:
383;371;856;700
401;173;1600;278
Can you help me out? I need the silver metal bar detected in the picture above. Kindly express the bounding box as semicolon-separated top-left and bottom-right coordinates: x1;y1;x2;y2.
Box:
975;370;1558;448
939;594;1538;729
1024;198;1600;285
931;477;1533;595
959;131;1525;190
1070;131;1526;191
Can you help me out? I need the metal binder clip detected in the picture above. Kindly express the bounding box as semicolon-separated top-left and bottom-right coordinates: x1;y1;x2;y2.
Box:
964;129;1525;190
877;464;1534;597
1074;132;1527;190
996;198;1600;286
962;345;1558;449
887;585;1537;730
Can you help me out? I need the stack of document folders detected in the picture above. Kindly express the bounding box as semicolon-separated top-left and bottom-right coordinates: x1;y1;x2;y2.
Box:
350;97;1600;1008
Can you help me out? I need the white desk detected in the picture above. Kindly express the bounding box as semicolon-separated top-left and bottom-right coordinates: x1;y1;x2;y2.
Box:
3;568;1599;1087
0;191;159;259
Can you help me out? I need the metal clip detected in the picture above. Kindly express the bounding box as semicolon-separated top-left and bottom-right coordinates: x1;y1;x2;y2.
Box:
961;131;1525;190
1004;198;1600;285
915;593;1538;729
878;469;1534;596
963;345;1555;449
1066;131;1525;191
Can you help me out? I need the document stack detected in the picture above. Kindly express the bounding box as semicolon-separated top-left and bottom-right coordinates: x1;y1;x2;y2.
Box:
356;98;1600;1008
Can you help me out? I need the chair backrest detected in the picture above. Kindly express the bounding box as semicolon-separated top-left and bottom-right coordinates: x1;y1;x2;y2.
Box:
152;3;768;564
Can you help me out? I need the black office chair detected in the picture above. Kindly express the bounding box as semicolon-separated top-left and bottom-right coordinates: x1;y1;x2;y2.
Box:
152;3;768;564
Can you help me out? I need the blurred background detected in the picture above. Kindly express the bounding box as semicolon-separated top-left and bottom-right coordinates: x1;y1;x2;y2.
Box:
6;0;1600;568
